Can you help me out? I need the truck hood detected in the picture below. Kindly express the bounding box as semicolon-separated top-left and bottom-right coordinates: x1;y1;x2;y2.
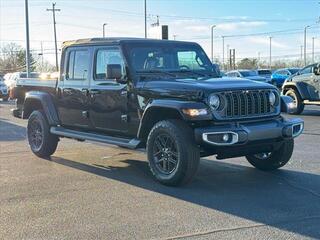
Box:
138;77;276;101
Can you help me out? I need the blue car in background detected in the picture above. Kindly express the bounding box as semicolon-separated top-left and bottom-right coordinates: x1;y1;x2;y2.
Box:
271;68;300;88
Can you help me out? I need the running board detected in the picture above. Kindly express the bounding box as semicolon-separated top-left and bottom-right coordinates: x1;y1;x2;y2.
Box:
303;100;320;106
50;126;141;149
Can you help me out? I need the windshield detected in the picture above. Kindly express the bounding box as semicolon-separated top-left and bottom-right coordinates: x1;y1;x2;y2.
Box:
240;71;258;77
126;43;217;78
288;68;300;74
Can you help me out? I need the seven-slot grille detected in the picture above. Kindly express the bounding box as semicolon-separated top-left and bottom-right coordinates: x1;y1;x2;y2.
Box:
219;90;276;119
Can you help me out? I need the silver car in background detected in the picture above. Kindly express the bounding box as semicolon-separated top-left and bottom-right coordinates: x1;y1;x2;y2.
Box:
225;70;269;83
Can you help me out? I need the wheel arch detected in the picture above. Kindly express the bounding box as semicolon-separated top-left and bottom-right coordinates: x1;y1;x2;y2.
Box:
282;82;310;100
23;91;60;126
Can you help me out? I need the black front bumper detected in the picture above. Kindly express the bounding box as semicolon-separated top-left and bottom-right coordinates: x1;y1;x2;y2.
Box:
194;117;304;158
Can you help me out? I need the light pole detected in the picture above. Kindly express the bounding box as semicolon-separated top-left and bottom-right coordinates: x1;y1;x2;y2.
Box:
210;25;216;63
300;45;303;65
144;0;147;38
304;25;310;66
269;36;272;69
222;36;225;69
173;34;178;40
24;0;31;77
103;23;107;38
312;37;316;63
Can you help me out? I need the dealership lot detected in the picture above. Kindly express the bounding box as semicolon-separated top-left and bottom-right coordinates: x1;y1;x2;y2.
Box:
1;101;320;240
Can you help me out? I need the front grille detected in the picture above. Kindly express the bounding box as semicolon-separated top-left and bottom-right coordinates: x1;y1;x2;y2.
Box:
217;90;278;120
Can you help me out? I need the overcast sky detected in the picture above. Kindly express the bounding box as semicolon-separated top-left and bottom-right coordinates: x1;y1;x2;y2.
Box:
1;0;320;64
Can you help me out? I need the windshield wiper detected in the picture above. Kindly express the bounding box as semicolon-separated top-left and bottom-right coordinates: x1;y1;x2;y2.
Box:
136;70;177;77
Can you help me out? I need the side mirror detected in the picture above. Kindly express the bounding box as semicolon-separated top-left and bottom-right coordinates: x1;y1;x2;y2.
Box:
281;96;296;114
106;64;125;82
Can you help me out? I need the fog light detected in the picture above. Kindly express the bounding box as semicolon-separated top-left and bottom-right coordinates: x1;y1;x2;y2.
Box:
222;133;229;142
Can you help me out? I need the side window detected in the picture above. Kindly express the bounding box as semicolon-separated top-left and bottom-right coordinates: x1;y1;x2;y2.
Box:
95;48;125;80
177;51;205;70
300;66;312;75
66;50;89;80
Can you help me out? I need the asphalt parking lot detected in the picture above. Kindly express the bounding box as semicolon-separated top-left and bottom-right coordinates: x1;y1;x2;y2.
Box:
1;101;320;240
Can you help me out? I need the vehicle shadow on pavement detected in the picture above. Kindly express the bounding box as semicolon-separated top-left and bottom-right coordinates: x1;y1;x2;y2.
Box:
301;109;320;116
0;119;26;141
51;156;320;239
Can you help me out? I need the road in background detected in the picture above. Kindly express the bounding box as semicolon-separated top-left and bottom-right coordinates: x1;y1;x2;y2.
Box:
1;101;320;240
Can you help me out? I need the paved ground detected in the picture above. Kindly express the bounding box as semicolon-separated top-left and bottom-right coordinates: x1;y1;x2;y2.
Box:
1;100;320;240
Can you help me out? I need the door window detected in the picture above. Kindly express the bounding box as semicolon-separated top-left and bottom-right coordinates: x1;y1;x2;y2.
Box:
300;66;313;75
66;50;90;80
95;48;125;80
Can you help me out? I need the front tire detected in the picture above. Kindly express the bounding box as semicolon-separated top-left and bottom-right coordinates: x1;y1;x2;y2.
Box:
285;89;304;115
147;120;200;186
27;110;59;158
246;139;294;171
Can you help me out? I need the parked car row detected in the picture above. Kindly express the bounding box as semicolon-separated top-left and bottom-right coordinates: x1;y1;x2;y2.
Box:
224;68;301;88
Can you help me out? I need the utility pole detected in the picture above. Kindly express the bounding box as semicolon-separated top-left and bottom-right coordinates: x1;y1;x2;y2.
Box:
210;25;216;63
312;37;316;63
24;0;31;77
103;23;107;38
222;36;225;69
47;2;60;72
269;36;272;69
144;0;147;38
304;25;310;66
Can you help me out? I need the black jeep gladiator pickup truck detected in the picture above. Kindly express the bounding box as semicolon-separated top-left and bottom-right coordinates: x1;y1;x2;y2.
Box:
12;38;304;186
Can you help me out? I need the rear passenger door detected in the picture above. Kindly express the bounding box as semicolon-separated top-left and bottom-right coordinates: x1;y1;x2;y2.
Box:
57;47;92;128
88;46;128;133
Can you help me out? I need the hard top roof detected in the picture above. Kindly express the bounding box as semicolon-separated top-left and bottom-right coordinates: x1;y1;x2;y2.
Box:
62;37;197;48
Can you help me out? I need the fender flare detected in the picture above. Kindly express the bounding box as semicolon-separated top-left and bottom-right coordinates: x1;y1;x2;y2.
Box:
282;82;310;100
137;99;211;140
23;91;60;126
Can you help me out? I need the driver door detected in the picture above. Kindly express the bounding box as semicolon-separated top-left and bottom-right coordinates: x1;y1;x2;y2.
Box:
88;47;128;134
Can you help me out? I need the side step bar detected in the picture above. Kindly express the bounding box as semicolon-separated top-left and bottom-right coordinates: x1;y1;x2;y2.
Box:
50;126;141;149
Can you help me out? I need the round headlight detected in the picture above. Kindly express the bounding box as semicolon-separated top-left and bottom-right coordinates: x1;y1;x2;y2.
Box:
209;94;221;110
269;92;276;106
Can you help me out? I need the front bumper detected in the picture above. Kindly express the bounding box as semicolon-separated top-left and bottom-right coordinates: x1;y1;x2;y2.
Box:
195;117;303;148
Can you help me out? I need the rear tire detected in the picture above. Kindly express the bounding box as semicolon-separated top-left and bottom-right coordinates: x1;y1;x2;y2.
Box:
27;110;59;158
147;120;200;186
285;89;304;115
246;139;294;171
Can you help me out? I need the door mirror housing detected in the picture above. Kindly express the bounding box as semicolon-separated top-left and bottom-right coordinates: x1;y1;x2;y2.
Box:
106;64;125;83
